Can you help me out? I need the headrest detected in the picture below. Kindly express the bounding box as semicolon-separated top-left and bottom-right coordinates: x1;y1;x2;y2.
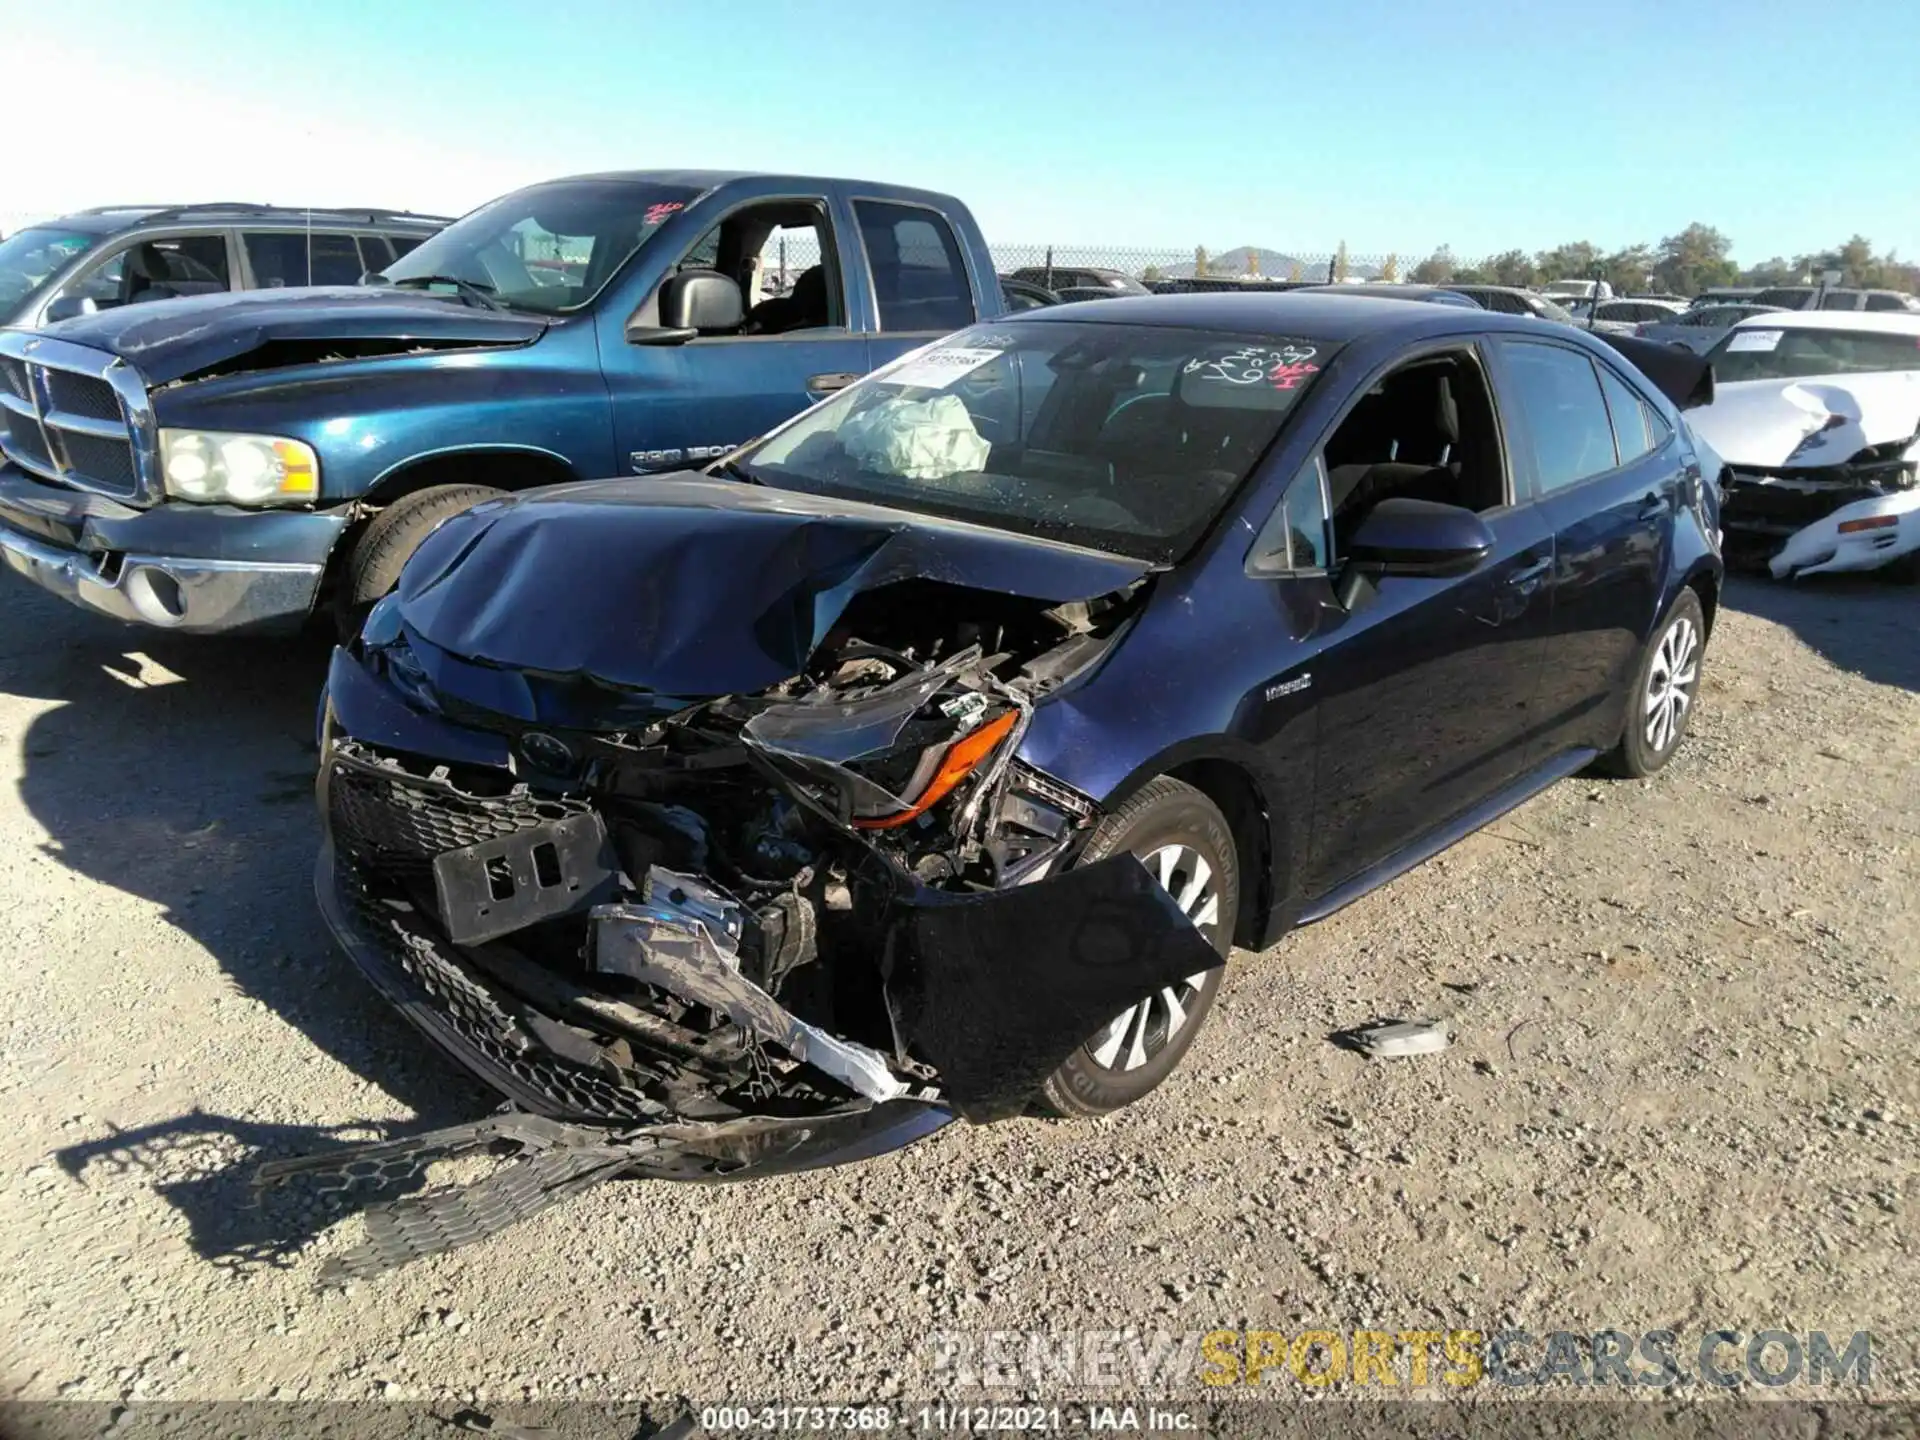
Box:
1435;373;1460;445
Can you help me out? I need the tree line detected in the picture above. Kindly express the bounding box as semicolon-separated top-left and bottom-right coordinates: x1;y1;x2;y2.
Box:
1405;226;1919;297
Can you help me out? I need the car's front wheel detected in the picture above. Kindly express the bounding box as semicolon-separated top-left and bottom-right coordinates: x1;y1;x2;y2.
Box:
1037;776;1239;1118
1601;587;1706;778
333;482;505;640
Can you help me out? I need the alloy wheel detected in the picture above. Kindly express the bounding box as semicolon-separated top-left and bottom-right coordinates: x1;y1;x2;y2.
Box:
1086;843;1221;1073
1644;614;1700;754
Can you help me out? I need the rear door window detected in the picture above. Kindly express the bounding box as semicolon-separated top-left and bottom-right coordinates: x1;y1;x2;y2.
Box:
358;235;396;271
1497;341;1620;493
245;231;366;287
853;200;977;333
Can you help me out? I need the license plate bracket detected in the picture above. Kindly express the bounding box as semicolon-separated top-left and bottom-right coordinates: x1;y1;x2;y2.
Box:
431;811;618;947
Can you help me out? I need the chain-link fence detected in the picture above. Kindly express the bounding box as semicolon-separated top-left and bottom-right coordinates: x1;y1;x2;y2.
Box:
990;244;1405;287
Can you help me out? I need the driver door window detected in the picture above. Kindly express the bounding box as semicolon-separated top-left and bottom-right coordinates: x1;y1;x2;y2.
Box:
663;200;846;338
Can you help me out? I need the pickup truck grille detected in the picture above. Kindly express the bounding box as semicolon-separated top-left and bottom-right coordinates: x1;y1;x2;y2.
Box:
0;341;144;500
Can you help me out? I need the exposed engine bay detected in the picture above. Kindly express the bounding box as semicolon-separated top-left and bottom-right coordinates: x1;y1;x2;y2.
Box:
308;537;1223;1275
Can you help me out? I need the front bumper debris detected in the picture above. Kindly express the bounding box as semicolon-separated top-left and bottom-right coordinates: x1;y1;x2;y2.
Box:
256;1098;955;1282
0;461;345;630
1719;450;1920;577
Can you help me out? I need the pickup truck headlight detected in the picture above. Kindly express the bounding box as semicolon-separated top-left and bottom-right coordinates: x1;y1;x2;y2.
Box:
160;429;319;505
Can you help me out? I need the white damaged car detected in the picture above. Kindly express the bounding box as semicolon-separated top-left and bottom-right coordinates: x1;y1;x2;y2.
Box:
1687;310;1920;579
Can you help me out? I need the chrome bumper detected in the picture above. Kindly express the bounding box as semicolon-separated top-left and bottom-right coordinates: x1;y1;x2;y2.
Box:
0;461;347;632
0;521;324;630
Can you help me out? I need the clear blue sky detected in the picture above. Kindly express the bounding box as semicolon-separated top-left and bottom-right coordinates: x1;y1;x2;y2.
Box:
9;0;1915;263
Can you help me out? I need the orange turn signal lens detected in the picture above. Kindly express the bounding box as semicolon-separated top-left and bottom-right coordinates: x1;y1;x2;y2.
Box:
852;710;1018;831
1836;516;1898;535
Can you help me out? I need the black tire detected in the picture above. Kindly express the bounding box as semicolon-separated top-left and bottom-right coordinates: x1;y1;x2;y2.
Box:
1599;587;1706;779
1037;776;1239;1118
333;483;503;640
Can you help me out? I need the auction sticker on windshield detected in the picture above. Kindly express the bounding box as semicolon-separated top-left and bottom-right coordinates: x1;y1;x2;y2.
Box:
883;347;1004;389
1727;330;1783;352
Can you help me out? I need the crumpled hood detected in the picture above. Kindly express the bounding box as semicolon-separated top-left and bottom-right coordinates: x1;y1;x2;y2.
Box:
37;286;547;384
396;475;1154;699
1687;371;1920;469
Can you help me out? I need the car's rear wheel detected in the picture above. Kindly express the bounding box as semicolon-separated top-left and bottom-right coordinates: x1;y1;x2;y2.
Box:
1037;776;1238;1118
333;483;504;641
1601;588;1706;778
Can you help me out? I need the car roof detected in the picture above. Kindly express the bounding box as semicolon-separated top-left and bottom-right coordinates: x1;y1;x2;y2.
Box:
545;169;964;209
1012;290;1546;342
1727;308;1920;335
1293;283;1475;301
42;204;446;233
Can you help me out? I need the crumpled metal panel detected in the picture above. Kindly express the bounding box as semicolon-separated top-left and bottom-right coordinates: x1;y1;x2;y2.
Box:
394;475;1152;699
886;852;1226;1121
1594;332;1714;411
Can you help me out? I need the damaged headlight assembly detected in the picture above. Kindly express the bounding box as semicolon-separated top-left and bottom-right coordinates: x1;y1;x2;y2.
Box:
160;427;319;505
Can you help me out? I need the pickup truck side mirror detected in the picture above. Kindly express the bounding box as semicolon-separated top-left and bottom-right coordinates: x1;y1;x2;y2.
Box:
43;295;100;324
627;270;744;346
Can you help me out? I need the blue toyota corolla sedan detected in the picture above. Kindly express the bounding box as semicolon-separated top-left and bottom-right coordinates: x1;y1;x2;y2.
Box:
309;293;1721;1238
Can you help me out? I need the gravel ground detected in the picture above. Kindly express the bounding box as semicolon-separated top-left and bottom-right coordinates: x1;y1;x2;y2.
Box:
0;571;1914;1410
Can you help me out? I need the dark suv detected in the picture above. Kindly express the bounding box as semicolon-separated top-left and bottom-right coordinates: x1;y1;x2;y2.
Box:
0;204;449;330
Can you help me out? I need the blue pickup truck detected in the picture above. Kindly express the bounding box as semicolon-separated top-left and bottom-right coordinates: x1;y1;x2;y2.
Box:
0;171;1006;634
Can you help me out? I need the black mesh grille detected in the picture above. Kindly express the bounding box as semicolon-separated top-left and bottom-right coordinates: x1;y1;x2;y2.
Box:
3;411;52;470
45;370;123;422
332;856;667;1122
0;358;27;401
327;745;593;885
57;432;137;491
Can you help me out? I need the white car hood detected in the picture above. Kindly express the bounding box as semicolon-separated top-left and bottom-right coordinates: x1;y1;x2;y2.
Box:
1687;371;1920;469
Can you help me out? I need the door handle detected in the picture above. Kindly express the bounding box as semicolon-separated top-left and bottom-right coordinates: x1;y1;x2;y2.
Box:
1506;555;1552;588
807;372;860;394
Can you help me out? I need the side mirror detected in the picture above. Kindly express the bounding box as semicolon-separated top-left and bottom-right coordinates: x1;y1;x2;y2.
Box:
1346;497;1494;579
628;269;744;346
43;295;99;324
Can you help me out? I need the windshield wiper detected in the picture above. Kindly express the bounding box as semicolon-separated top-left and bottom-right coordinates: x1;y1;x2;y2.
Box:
389;275;504;311
711;458;762;485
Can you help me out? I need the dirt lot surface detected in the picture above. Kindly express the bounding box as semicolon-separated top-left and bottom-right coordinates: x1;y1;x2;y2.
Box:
1;572;1914;1410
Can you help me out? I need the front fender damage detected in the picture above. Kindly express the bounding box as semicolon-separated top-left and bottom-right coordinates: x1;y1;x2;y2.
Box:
301;845;1217;1280
291;484;1218;1276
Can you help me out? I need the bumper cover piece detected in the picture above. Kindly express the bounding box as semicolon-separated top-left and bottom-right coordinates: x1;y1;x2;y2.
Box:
885;853;1227;1122
0;461;345;631
257;1099;954;1281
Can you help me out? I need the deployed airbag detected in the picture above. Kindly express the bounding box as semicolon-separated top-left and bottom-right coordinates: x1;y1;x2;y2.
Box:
839;393;991;480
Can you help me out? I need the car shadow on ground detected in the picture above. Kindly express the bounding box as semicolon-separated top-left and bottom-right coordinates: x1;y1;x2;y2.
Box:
4;582;498;1262
51;1110;458;1272
1721;572;1919;694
